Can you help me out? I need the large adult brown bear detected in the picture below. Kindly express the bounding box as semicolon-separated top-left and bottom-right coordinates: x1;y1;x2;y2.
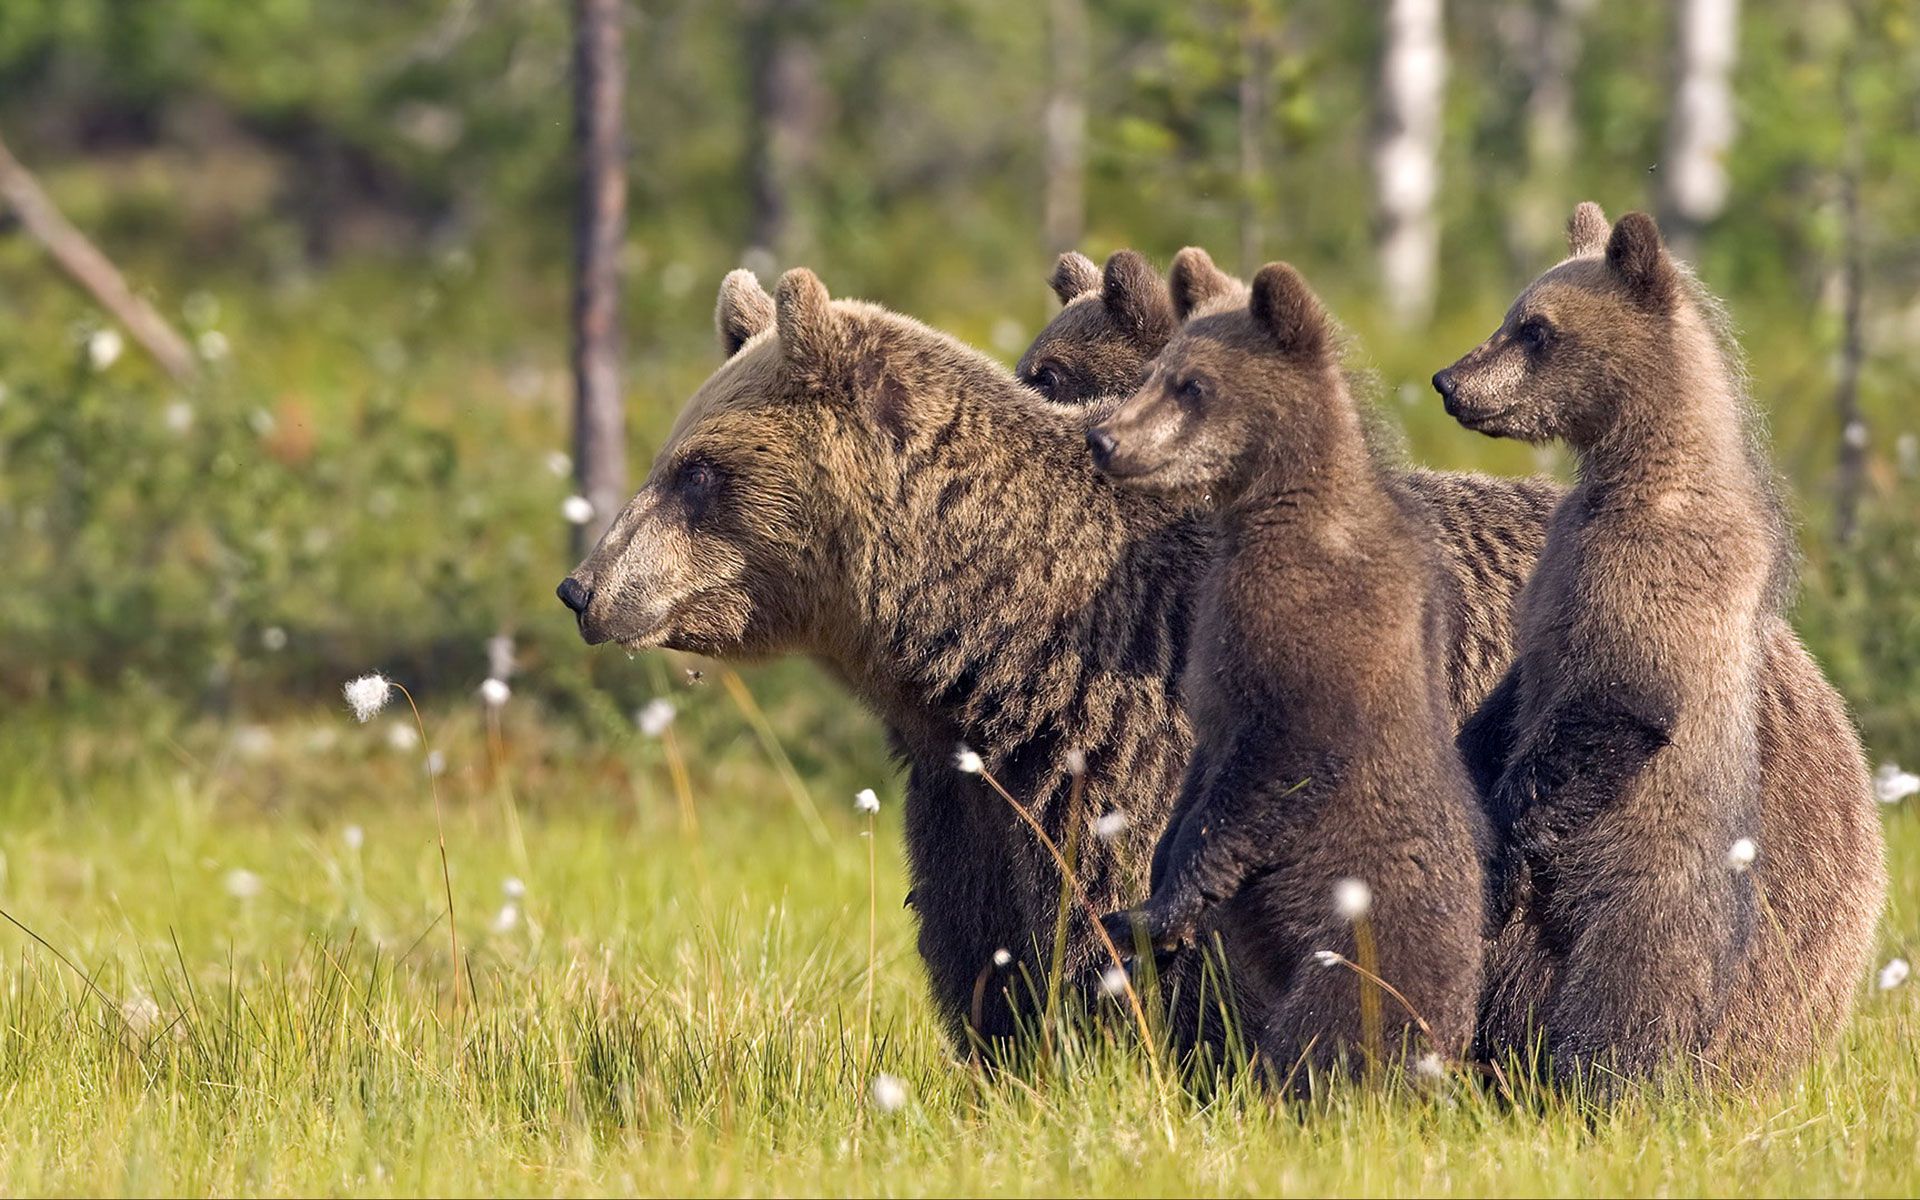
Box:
562;267;1204;1050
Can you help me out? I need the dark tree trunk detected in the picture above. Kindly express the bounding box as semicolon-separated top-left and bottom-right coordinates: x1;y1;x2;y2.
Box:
1507;0;1593;268
1043;0;1088;255
1832;38;1867;546
745;0;824;265
571;0;628;553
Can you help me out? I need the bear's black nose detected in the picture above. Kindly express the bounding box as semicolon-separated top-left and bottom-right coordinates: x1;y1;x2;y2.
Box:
556;577;593;615
1086;427;1117;469
1431;368;1456;401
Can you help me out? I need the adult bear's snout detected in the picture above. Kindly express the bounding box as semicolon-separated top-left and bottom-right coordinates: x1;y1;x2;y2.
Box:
556;576;593;615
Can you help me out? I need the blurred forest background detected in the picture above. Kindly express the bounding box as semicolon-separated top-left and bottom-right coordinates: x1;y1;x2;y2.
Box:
2;0;1918;760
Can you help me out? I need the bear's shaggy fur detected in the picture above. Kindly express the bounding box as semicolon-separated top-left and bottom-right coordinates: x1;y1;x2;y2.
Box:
565;267;1206;1047
1093;263;1488;1079
1438;205;1886;1084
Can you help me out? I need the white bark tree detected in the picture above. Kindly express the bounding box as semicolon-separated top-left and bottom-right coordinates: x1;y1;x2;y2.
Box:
1043;0;1088;255
1372;0;1447;328
1659;0;1740;259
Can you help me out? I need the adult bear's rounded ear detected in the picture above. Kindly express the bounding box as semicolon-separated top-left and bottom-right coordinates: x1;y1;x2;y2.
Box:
716;269;776;357
1048;251;1100;305
1566;201;1610;258
1101;250;1176;349
1604;212;1678;312
1168;246;1237;321
775;268;846;380
1250;262;1329;360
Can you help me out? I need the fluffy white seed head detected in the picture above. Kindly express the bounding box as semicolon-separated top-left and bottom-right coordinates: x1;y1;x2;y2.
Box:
1873;762;1920;806
224;868;263;900
502;876;526;900
342;824;365;851
1098;965;1130;998
87;327;124;371
1092;812;1128;842
1312;949;1344;968
343;674;394;723
546;450;573;478
869;1073;908;1114
561;494;595;525
992;948;1012;967
425;749;447;777
196;329;230;361
854;788;881;815
1412;1052;1446;1083
490;903;520;934
1880;958;1911;991
1726;837;1758;873
1064;748;1087;777
1333;877;1373;921
478;677;511;709
260;626;288;652
164;401;194;433
637;698;676;737
386;722;419;752
953;746;984;774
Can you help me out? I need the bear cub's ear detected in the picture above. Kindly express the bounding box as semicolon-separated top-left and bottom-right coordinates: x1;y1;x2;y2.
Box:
1049;252;1101;305
1102;250;1176;348
1566;201;1610;258
1605;211;1678;312
775;268;846;375
1250;262;1329;360
1168;247;1237;322
716;269;776;357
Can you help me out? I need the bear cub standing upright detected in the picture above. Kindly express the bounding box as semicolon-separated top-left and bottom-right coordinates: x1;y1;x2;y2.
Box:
1090;260;1488;1082
1436;205;1787;1085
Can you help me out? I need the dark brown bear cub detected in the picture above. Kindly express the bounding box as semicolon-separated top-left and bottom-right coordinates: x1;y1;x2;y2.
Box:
1435;206;1783;1087
1090;263;1488;1082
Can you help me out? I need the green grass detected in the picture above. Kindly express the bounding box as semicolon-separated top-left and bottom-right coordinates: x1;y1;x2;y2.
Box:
0;697;1915;1198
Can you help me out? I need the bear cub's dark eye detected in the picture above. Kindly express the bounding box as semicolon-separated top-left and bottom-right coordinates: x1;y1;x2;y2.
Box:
1175;376;1209;407
1516;317;1554;353
1028;365;1060;398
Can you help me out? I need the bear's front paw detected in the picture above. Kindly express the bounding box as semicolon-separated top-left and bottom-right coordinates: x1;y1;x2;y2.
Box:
1099;906;1192;958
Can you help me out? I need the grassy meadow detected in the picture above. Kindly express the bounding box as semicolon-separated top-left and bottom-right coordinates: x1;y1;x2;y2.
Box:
0;692;1914;1197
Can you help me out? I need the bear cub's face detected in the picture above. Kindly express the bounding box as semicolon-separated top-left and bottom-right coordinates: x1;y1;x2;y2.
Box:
1016;250;1174;405
1087;261;1336;504
1432;204;1683;449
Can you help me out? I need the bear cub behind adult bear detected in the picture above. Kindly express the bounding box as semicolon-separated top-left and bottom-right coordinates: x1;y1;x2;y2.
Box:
1089;261;1488;1082
1436;205;1786;1086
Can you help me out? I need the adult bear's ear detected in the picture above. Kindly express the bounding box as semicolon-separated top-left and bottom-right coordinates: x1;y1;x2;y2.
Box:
1605;212;1678;312
1049;252;1100;305
1168;246;1237;321
716;269;775;357
1250;262;1329;360
1101;250;1176;349
775;268;846;381
1566;201;1610;258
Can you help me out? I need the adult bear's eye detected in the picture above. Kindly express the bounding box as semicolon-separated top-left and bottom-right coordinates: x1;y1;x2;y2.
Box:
681;461;716;492
1516;318;1554;353
1028;365;1060;398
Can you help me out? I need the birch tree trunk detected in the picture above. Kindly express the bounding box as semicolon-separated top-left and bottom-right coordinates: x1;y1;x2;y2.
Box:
1659;0;1739;261
1043;0;1088;255
571;0;628;552
1372;0;1447;328
1237;0;1275;275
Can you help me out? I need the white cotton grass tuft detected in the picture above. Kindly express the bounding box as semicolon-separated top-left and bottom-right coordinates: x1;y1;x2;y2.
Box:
343;674;394;723
1880;958;1911;991
1333;877;1373;921
1725;837;1758;873
854;788;881;815
386;721;419;752
953;746;984;775
869;1073;908;1114
87;327;124;371
490;902;520;934
1092;811;1128;842
502;876;526;901
1412;1052;1447;1084
1098;965;1130;998
120;993;161;1040
425;749;447;777
546;450;573;478
992;948;1012;968
342;824;365;851
1312;949;1344;968
636;698;676;737
260;626;288;652
224;868;263;900
196;329;230;362
1064;748;1087;777
561;495;595;525
164;401;194;433
1873;762;1920;806
478;677;511;709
